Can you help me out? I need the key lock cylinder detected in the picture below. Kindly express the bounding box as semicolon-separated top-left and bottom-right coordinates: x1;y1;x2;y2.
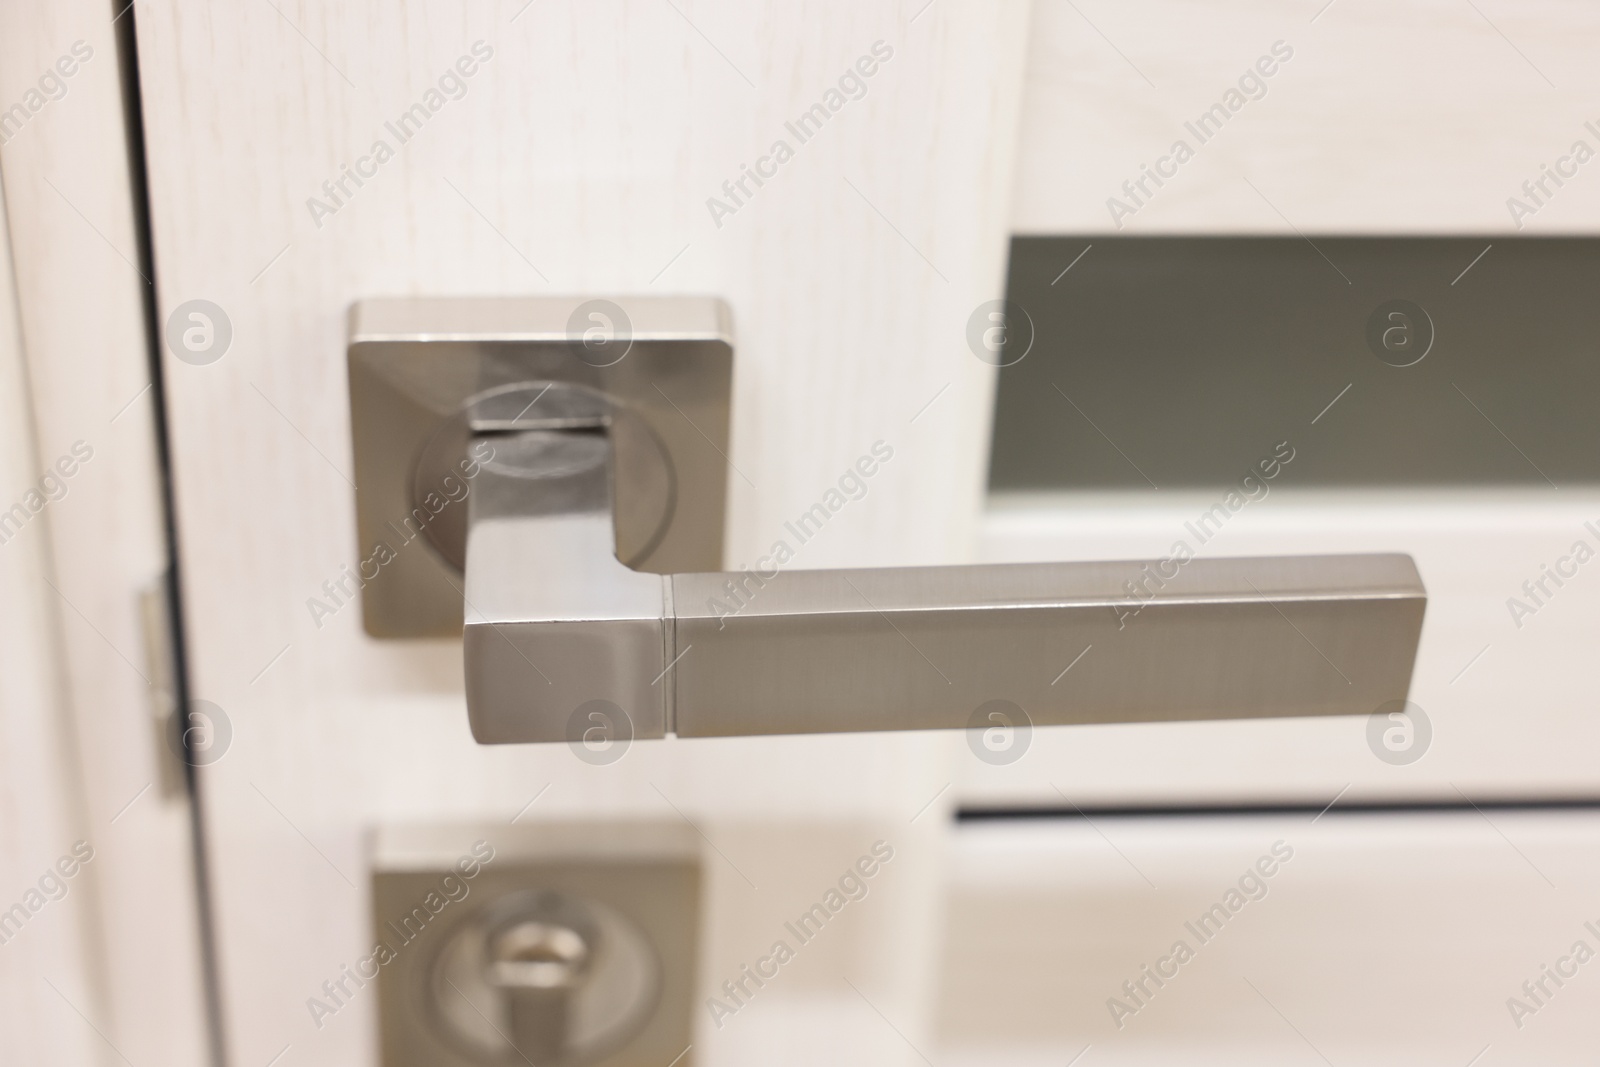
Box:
428;889;662;1065
371;825;698;1067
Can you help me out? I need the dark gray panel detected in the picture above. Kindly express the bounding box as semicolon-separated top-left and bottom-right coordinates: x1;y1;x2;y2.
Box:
989;236;1600;490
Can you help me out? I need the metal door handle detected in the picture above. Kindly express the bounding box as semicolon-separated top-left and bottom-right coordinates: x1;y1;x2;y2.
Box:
462;427;1423;743
347;297;1426;745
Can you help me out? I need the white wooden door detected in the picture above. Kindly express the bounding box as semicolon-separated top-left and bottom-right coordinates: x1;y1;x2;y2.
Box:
130;4;1030;1066
108;0;1600;1064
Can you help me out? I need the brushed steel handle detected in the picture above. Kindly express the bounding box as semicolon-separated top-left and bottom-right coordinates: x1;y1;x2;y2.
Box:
461;428;1425;744
343;296;1426;745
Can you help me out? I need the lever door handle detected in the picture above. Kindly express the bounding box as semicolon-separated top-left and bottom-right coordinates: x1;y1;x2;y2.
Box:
668;555;1423;739
461;424;1425;743
346;297;1426;746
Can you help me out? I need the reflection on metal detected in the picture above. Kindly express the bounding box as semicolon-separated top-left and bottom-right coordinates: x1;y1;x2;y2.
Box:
373;824;699;1067
431;891;659;1065
347;297;732;636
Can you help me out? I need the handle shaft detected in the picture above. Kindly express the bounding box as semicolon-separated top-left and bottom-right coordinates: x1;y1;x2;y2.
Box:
668;554;1424;737
463;503;1424;742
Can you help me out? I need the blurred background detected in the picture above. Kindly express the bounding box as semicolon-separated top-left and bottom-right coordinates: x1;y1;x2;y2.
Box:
2;1;1598;1065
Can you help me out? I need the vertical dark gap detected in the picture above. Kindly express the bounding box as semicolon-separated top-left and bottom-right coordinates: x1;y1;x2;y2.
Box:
110;4;230;1065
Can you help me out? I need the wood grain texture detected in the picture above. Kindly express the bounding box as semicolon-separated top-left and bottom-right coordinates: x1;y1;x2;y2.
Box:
131;2;1032;1064
0;3;210;1065
939;811;1600;1061
1012;0;1600;233
0;152;108;1067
